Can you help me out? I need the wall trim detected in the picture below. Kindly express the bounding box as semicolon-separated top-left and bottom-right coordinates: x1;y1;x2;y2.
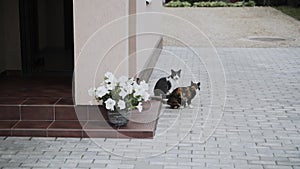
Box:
138;36;163;82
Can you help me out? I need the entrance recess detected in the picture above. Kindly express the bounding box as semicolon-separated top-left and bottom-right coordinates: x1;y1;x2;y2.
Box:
19;0;74;76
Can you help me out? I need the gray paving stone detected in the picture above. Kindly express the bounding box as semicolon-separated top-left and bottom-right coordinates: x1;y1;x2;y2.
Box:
77;162;106;168
2;168;31;169
0;48;300;169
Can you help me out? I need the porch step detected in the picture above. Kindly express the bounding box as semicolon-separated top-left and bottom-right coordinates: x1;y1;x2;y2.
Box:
0;97;161;138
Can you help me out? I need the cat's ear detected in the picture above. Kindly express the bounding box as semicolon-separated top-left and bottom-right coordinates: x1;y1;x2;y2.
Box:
191;81;194;85
171;69;175;74
177;69;181;76
197;82;201;90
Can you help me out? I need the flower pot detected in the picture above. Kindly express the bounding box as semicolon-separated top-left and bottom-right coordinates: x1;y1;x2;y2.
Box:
107;110;130;127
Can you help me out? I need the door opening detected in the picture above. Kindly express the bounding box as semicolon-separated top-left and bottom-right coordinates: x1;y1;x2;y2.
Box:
19;0;74;76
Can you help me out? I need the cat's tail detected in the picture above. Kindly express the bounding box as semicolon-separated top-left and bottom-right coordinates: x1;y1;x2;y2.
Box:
167;97;180;109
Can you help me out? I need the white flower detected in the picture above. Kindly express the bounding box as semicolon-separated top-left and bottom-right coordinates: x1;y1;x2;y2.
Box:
133;81;149;98
124;84;133;94
134;86;144;97
96;86;109;98
133;81;140;91
105;98;116;111
126;78;134;86
119;89;128;99
89;73;150;112
104;72;116;84
104;72;114;80
136;102;143;112
119;76;128;87
118;100;126;110
141;91;150;101
139;80;149;91
88;87;96;97
106;82;116;91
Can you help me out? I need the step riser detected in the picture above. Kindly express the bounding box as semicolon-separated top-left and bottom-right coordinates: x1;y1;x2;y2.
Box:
0;105;109;121
0;106;20;120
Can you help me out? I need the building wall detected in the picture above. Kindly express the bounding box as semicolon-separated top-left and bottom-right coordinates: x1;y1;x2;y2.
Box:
73;0;162;105
73;0;129;105
0;0;22;71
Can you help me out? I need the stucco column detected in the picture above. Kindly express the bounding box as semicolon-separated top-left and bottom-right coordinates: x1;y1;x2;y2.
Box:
128;0;137;78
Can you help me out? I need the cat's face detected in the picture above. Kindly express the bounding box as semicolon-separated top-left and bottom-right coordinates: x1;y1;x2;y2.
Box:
191;81;201;90
171;69;181;81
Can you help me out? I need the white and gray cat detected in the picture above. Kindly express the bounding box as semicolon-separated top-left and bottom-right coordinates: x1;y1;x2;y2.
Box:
153;69;181;98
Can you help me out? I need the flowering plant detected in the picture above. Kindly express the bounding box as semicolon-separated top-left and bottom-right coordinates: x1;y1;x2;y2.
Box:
89;72;150;112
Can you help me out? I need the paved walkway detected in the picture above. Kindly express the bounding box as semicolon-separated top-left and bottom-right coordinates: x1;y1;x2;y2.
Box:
1;47;300;169
163;7;300;48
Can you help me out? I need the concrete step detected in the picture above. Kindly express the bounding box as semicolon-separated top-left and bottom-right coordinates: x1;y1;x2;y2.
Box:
0;98;161;138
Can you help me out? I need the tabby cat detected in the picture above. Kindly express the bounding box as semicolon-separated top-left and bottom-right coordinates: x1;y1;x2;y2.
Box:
153;69;181;98
167;81;201;109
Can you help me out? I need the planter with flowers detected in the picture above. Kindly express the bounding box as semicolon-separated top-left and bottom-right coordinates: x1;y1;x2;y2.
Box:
89;72;150;127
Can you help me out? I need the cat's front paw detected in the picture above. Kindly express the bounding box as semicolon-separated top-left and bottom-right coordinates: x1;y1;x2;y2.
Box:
188;105;194;109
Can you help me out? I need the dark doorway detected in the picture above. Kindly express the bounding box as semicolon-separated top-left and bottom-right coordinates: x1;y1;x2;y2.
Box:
19;0;74;76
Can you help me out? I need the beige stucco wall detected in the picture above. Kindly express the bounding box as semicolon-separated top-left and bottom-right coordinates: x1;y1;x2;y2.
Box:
74;0;162;105
74;0;129;105
0;0;22;71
